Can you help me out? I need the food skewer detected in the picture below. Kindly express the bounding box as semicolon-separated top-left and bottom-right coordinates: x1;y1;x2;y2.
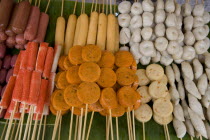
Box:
74;116;79;140
10;120;17;140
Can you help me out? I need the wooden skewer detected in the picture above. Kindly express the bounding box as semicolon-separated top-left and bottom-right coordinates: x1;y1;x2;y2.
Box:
109;109;114;140
180;138;182;140
10;120;17;140
58;116;62;140
143;122;145;140
42;115;47;140
163;125;168;140
128;108;133;140
199;135;203;140
190;136;194;140
116;117;119;140
52;111;61;140
132;110;136;140
86;111;95;140
14;119;21;140
31;114;39;140
0;119;8;140
78;108;84;140
91;0;95;13
37;114;44;140
69;107;74;140
27;107;35;140
18;103;26;140
82;104;88;140
23;106;33;140
0;108;2;116
166;124;171;140
74;116;79;140
106;115;110;140
5;101;18;140
126;112;131;140
45;0;51;13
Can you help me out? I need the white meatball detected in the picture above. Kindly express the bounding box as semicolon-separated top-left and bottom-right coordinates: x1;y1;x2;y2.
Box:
166;27;179;41
129;41;135;47
118;14;131;28
120;28;131;45
182;3;192;17
140;56;151;65
160;53;173;66
130;43;142;59
118;1;131;14
152;51;161;63
156;0;164;10
193;4;204;17
203;11;210;24
203;25;209;37
130;15;142;28
184;31;195;46
174;59;184;64
141;27;153;40
142;12;154;27
193;16;204;28
155;23;165;37
172;46;183;60
165;13;177;27
177;29;184;43
139;41;155;57
131;28;141;43
184;16;193;31
167;41;180;55
120;46;129;51
193;27;206;41
194;40;209;55
175;3;181;16
155;37;168;52
131;2;143;15
204;37;210;49
176;15;183;29
155;10;166;24
182;46;196;61
165;0;175;13
142;0;154;12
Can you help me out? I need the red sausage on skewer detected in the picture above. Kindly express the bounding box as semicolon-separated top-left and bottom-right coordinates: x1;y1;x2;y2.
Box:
5;4;19;37
11;1;31;34
0;0;14;31
24;6;40;41
33;13;49;43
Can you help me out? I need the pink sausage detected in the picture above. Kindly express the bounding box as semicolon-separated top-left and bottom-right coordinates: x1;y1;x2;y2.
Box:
1;85;6;97
0;44;6;59
6;36;16;48
33;13;49;43
3;55;12;69
6;68;13;83
24;6;40;41
10;54;18;67
15;44;24;50
0;69;7;84
15;34;27;45
0;31;8;42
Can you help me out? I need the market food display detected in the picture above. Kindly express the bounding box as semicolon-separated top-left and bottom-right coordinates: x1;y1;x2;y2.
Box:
0;0;210;140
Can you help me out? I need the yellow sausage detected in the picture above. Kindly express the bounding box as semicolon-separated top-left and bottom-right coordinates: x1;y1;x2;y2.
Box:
87;11;99;45
115;17;119;53
96;13;107;50
73;16;81;46
55;17;66;49
64;14;77;55
77;14;89;46
106;14;116;53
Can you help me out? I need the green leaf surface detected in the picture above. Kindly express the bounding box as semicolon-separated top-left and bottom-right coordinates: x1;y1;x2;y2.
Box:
0;1;209;140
